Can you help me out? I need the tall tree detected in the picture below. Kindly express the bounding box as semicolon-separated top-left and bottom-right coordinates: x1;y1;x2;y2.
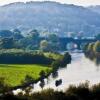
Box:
93;41;100;53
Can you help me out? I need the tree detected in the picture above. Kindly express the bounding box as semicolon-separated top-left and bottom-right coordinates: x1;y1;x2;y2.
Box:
39;70;46;89
0;38;14;49
40;34;60;52
47;34;59;43
51;60;60;78
0;30;13;38
27;29;40;49
39;70;46;81
60;52;71;67
12;29;24;40
87;43;94;52
84;43;95;59
82;43;89;52
40;40;49;51
39;79;45;89
28;29;39;39
21;75;35;86
93;41;100;53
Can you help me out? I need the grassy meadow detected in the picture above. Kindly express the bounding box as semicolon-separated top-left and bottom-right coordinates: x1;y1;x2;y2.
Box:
0;64;51;87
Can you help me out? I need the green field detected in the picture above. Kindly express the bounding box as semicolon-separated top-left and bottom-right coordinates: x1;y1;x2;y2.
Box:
0;64;51;87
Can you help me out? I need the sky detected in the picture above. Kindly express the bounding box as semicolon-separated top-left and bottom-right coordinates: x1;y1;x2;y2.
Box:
0;0;100;6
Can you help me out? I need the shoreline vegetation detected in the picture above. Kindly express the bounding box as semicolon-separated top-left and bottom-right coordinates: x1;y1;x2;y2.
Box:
1;82;100;100
83;41;100;66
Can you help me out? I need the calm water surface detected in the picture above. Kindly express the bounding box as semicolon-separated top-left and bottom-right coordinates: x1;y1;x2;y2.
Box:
32;53;100;92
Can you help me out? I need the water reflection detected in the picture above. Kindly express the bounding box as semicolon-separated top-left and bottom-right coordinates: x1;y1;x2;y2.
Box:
95;58;100;66
14;53;100;94
52;71;58;78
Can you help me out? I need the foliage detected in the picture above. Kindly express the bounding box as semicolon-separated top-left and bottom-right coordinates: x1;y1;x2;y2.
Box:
84;41;100;64
0;49;54;64
44;52;63;60
28;29;39;39
87;43;94;52
0;77;11;94
84;41;100;54
0;38;15;49
39;79;45;89
40;40;49;51
93;41;100;53
0;30;63;51
3;82;100;100
21;75;35;86
0;29;62;51
47;34;59;43
39;70;46;80
60;52;72;67
12;29;24;40
0;30;13;38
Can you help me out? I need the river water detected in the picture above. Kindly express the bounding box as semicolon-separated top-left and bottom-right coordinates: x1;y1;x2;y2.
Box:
32;53;100;92
14;53;100;94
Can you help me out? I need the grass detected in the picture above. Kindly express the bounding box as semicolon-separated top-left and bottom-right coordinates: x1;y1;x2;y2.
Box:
44;52;63;60
0;64;51;87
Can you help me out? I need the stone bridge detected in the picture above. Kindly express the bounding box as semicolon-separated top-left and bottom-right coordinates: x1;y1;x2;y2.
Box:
59;37;98;50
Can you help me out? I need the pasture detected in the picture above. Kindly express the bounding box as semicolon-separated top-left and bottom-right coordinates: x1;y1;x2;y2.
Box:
0;64;51;87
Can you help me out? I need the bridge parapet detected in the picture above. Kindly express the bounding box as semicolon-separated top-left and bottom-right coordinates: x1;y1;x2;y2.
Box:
59;37;98;50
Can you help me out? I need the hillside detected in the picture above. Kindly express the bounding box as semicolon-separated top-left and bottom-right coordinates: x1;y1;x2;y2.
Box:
0;1;100;36
88;5;100;14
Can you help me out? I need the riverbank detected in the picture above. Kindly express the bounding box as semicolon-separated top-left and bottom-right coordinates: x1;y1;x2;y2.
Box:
2;82;100;100
83;41;100;65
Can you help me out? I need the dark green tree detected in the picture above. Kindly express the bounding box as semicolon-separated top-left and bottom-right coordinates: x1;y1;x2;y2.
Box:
39;70;46;81
0;38;14;49
12;29;24;40
28;29;39;39
93;41;100;53
60;52;71;67
39;79;45;89
0;30;13;38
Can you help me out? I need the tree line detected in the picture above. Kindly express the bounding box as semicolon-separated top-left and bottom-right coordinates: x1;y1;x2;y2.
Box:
0;49;54;64
83;41;100;65
0;49;71;66
0;29;63;52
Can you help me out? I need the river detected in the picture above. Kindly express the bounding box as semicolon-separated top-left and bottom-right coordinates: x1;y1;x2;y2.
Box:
14;53;100;94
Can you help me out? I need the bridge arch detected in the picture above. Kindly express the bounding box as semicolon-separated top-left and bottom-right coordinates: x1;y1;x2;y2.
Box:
66;42;78;50
58;37;97;50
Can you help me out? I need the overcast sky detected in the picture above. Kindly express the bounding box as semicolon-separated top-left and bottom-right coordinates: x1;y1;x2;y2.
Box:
0;0;100;6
